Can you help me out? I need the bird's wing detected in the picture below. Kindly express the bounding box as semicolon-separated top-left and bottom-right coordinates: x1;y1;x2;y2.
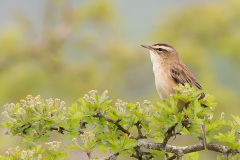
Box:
170;61;207;147
169;61;205;98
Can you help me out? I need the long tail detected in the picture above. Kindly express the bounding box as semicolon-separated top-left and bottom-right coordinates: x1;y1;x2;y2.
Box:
200;124;207;150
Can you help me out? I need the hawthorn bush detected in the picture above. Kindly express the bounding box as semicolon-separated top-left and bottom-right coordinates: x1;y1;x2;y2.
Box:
1;84;240;160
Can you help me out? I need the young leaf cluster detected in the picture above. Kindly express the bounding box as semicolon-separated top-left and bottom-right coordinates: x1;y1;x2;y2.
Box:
0;141;66;160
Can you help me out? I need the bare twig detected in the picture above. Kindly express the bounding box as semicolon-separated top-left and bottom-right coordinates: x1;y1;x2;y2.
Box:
87;152;92;160
165;153;177;160
50;122;86;135
134;146;143;160
131;147;154;160
80;121;87;129
50;126;66;134
162;123;178;148
142;154;154;160
104;117;130;135
78;128;86;134
135;121;147;140
79;121;87;134
94;113;131;135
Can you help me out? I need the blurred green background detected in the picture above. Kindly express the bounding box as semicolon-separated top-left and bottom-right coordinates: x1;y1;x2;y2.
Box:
0;0;240;159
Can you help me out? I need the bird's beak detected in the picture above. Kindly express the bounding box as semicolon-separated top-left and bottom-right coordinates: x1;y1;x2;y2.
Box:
141;45;152;50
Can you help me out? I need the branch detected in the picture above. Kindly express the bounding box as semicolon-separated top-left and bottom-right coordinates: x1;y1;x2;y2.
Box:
50;126;67;134
141;151;154;160
104;117;130;135
138;139;240;158
132;146;143;160
131;147;153;160
50;122;87;135
143;154;154;160
87;152;92;160
50;123;86;135
94;113;131;135
98;152;119;160
165;153;177;160
79;128;86;134
162;123;178;148
80;121;87;129
79;121;87;134
135;121;147;140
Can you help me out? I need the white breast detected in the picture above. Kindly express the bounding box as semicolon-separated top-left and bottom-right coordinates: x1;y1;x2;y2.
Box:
150;50;174;100
154;67;174;100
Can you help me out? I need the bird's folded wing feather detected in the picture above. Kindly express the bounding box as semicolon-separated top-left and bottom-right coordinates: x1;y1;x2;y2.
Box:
170;61;207;149
169;61;205;99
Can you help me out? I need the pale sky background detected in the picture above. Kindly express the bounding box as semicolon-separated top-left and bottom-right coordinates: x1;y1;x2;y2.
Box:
0;0;216;41
1;0;236;93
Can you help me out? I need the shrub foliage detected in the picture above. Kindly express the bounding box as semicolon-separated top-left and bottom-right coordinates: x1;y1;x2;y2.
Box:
1;84;240;160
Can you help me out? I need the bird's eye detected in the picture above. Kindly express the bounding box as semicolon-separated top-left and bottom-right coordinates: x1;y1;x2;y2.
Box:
158;48;163;52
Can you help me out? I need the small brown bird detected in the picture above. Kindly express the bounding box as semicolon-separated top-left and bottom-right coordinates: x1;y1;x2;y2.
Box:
141;43;207;149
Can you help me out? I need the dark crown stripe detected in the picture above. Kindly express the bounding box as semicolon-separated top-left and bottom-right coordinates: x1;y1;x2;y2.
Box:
152;43;174;49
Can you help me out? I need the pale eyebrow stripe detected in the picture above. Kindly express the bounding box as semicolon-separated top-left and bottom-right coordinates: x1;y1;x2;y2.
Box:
151;46;173;51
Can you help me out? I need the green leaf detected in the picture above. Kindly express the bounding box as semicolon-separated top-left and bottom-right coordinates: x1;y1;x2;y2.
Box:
189;122;201;138
193;116;204;125
0;156;6;160
124;139;138;149
213;129;238;149
151;150;163;157
189;152;198;160
206;134;212;143
44;120;57;128
65;131;79;140
231;115;240;125
70;119;80;129
183;152;199;160
56;152;67;160
22;139;36;149
65;144;84;150
109;145;118;153
204;94;215;102
181;127;190;135
19;124;31;132
32;115;42;121
68;103;77;114
193;99;202;115
1;122;8;128
119;149;129;156
99;116;105;125
43;155;52;160
93;125;104;133
107;112;118;120
40;135;49;142
108;139;117;146
175;123;183;132
141;123;150;133
73;112;85;119
123;137;129;147
34;145;42;153
126;103;135;111
217;155;225;160
97;143;107;153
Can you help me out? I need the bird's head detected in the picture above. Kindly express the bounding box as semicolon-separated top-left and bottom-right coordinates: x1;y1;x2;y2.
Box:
141;43;179;64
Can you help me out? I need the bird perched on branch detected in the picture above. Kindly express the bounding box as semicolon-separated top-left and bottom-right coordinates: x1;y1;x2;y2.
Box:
141;43;207;149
